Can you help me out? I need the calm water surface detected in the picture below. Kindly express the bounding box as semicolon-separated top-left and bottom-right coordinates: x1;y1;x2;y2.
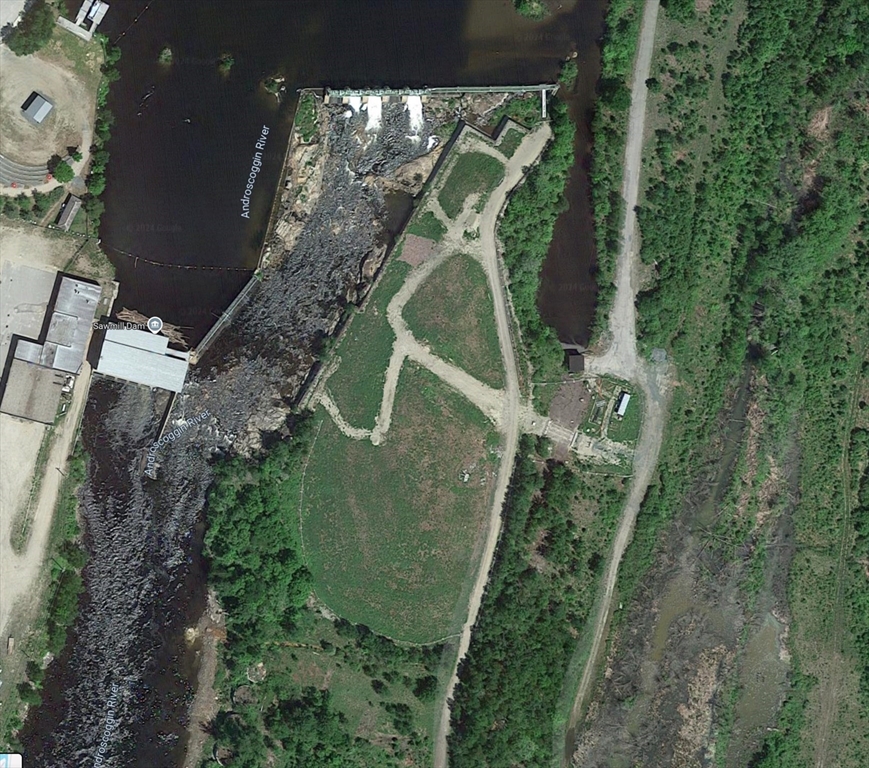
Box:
97;0;603;344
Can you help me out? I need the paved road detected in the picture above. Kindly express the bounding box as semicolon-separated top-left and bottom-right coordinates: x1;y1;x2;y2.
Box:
432;123;552;768
564;1;670;763
0;0;27;30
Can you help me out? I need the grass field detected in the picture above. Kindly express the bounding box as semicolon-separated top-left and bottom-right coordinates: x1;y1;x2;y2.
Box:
403;253;504;390
406;209;446;242
257;607;448;761
302;362;499;643
327;259;411;430
437;152;505;219
497;127;525;158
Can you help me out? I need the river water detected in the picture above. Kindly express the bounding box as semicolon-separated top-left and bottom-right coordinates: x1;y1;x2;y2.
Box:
24;1;605;764
93;0;604;345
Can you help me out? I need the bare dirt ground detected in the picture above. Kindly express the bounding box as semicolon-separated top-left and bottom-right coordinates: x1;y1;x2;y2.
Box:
0;39;96;166
0;364;91;642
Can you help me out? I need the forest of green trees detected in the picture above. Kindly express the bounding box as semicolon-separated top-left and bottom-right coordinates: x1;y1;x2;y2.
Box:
448;438;624;766
608;0;868;762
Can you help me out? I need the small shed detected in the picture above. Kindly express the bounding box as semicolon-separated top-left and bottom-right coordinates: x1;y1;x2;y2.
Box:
56;195;82;232
566;350;585;374
21;92;54;125
615;391;631;418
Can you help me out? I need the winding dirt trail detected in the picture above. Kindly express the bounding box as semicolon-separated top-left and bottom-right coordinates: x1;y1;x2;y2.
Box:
564;1;670;762
310;124;553;767
432;124;552;768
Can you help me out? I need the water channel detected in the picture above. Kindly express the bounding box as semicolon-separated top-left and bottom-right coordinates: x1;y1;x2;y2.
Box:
24;1;607;764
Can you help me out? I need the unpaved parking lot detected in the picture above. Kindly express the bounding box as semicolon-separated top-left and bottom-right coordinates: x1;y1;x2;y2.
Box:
0;29;100;164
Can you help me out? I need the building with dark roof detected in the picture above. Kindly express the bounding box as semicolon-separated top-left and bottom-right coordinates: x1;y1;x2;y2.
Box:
56;195;82;232
21;92;54;125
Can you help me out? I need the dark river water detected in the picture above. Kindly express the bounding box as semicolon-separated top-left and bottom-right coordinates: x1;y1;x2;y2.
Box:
24;0;606;764
94;0;604;345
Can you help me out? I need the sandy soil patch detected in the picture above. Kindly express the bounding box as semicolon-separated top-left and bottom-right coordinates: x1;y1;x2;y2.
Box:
0;364;91;640
0;217;82;268
399;233;437;267
808;105;833;141
549;379;592;432
0;39;97;164
0;414;46;542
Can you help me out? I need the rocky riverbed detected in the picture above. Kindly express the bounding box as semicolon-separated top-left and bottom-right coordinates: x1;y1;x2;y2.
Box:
20;95;468;766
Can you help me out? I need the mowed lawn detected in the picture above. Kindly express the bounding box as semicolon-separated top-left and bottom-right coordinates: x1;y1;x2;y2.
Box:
403;253;505;390
302;362;499;643
327;258;411;430
437;151;505;219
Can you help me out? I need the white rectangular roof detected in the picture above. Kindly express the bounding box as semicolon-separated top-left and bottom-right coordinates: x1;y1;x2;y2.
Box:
97;329;189;392
104;327;170;354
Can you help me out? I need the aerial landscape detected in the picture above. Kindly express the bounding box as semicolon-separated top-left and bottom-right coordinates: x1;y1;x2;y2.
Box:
0;0;866;767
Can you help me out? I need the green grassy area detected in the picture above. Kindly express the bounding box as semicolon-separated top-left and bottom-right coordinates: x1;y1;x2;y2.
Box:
403;253;504;390
302;363;499;643
448;438;626;766
294;92;319;142
406;209;447;242
496;127;525;158
606;388;642;445
486;93;543;130
437;151;505;219
327;259;411;430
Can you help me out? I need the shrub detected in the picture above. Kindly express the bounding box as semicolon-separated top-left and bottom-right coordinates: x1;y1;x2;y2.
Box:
5;0;55;57
52;161;74;184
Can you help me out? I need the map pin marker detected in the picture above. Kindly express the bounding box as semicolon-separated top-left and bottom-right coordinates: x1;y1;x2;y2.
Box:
147;316;164;334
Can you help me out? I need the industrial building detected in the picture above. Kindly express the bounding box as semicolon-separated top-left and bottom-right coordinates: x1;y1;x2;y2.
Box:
615;391;631;419
0;275;100;423
20;92;54;125
96;328;189;393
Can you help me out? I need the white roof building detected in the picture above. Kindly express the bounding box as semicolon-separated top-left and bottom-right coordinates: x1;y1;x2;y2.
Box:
96;328;189;392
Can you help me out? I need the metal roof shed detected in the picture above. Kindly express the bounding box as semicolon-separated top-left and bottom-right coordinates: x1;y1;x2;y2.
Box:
21;92;54;125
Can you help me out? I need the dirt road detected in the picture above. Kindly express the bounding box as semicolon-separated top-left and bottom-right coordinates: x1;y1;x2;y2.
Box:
432;124;552;768
565;0;668;760
0;364;92;641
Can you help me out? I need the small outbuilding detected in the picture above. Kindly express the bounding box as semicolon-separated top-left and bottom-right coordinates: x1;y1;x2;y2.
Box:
56;195;82;232
21;92;54;125
565;350;585;374
615;391;631;419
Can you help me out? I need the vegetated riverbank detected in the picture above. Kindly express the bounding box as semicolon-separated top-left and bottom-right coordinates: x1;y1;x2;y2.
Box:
587;0;643;344
0;447;89;751
18;90;506;767
573;0;869;764
447;436;626;766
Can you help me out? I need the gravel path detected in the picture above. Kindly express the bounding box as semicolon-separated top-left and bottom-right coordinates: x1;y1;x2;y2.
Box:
432;123;552;768
565;1;670;760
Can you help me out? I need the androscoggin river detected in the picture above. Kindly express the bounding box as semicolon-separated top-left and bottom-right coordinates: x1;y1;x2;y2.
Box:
23;1;605;765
